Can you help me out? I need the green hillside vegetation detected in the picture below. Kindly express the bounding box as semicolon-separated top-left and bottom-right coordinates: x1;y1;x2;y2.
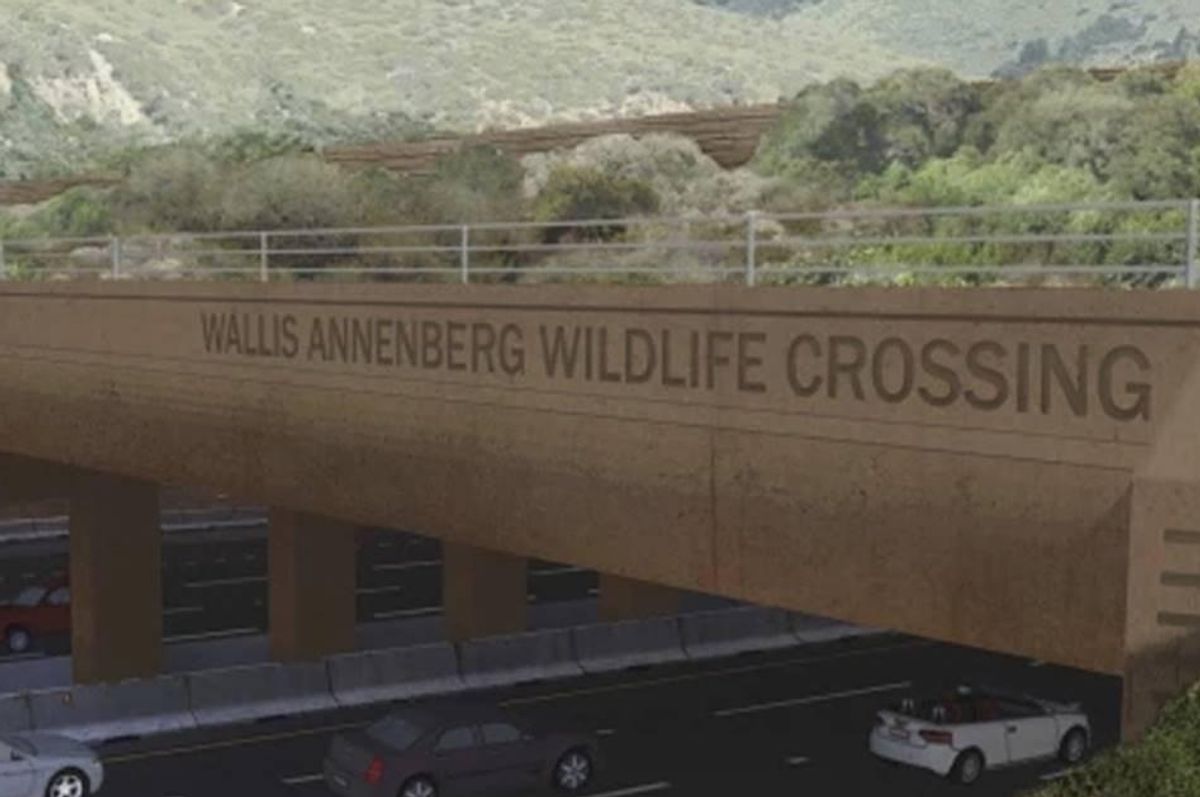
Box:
2;62;1198;287
1;1;1195;179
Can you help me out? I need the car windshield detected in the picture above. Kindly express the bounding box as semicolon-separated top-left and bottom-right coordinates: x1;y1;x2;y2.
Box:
10;587;46;607
366;715;425;751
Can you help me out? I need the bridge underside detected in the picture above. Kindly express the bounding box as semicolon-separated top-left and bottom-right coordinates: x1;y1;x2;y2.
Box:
2;281;1199;737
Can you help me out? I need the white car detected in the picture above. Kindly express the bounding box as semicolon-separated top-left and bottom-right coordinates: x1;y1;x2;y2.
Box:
0;733;104;797
868;686;1090;785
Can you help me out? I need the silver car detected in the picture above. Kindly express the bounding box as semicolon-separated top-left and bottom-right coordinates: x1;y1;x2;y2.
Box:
0;733;104;797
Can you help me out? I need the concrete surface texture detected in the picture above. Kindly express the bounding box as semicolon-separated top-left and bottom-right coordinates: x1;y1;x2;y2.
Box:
0;281;1194;734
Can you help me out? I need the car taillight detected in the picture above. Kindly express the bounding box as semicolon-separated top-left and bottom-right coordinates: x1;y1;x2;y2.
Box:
919;729;954;745
364;757;384;785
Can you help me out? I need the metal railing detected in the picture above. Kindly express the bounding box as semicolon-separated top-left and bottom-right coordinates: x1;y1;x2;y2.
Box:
0;199;1197;288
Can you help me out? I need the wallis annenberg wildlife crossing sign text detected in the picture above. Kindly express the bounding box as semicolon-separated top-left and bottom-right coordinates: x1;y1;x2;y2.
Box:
199;309;1153;422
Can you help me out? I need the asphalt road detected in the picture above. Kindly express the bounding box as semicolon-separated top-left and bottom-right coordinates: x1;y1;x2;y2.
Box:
91;633;1122;797
0;526;598;656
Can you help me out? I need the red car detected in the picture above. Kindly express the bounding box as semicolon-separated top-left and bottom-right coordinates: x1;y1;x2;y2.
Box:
0;582;70;653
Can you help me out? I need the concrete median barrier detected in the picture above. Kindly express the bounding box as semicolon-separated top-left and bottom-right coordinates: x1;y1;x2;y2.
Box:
790;614;884;643
0;693;32;733
329;643;464;707
459;629;582;690
573;617;686;674
681;607;798;660
188;661;336;728
28;676;193;742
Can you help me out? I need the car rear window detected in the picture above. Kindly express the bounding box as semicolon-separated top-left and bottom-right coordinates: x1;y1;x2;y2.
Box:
366;716;424;750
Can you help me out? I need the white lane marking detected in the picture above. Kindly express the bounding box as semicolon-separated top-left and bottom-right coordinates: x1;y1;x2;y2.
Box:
184;576;266;588
372;560;440;573
786;756;810;766
1029;660;1047;667
589;783;671;797
1041;769;1075;781
597;728;616;736
587;587;598;596
373;606;441;620
163;606;204;616
531;566;589;577
713;681;913;718
282;773;324;786
356;585;405;595
243;553;258;562
165;627;260;642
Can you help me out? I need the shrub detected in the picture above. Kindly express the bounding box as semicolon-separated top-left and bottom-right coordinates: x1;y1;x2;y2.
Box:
109;145;223;233
532;165;660;242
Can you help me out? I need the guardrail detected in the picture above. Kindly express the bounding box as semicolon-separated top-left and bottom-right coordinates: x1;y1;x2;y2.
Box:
0;199;1197;288
0;609;883;743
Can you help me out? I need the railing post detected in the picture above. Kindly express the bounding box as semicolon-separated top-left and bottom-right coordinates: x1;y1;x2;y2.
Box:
460;225;470;284
0;239;6;280
259;232;269;283
1187;199;1199;289
745;210;758;286
110;235;121;280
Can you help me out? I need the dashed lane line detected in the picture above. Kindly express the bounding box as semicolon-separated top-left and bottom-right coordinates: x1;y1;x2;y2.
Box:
713;681;912;718
183;576;266;588
164;627;260;643
590;783;671;797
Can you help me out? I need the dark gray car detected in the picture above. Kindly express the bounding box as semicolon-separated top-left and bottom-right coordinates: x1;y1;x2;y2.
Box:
323;702;602;797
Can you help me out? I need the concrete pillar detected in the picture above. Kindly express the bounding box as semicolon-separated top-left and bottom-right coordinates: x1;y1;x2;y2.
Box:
69;471;162;683
443;542;527;642
598;574;684;623
268;509;357;662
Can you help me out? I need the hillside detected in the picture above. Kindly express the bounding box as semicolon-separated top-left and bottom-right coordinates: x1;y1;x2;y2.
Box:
0;0;1196;178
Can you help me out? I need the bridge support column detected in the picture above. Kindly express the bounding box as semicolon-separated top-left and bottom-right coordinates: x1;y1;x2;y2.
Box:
598;574;684;623
443;542;527;642
269;509;356;662
70;471;162;683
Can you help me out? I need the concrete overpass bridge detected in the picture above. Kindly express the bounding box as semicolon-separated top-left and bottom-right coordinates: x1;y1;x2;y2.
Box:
0;280;1197;737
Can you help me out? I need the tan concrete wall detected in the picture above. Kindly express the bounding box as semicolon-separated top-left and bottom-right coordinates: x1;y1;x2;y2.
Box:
0;281;1194;678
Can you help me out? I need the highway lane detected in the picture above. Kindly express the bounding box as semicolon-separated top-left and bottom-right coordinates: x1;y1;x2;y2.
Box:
92;633;1122;797
0;526;598;655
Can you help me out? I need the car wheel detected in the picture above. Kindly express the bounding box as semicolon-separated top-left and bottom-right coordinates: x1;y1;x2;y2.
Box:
46;768;89;797
6;626;31;654
949;749;984;785
1060;727;1089;764
553;748;593;792
399;776;437;797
